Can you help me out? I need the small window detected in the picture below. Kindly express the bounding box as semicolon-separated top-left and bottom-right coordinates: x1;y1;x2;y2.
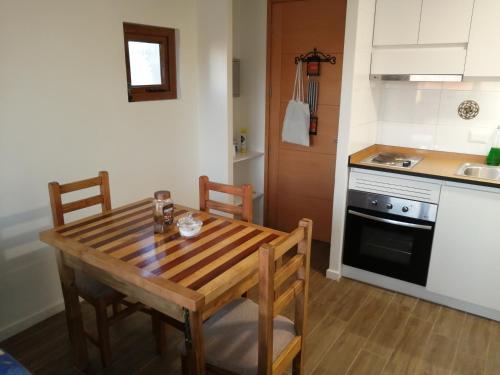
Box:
123;22;177;102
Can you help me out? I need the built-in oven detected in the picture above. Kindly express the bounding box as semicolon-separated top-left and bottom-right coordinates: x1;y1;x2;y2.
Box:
343;189;438;286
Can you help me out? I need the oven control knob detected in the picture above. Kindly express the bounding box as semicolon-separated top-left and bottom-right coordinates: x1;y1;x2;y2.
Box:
402;206;409;213
371;200;378;206
386;203;393;209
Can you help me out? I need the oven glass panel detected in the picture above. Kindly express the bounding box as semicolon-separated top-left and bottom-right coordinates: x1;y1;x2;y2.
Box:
360;226;413;265
343;208;434;286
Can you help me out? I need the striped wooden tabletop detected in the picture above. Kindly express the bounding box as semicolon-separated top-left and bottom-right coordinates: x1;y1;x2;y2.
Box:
40;198;285;311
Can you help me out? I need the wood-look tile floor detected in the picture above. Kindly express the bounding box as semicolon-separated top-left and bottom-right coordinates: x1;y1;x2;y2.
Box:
2;241;500;375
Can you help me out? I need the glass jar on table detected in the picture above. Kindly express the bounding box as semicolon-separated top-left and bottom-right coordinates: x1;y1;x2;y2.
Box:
153;190;174;234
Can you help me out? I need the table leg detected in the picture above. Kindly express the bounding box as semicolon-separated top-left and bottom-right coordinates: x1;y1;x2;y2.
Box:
152;310;167;355
184;309;205;375
55;249;89;371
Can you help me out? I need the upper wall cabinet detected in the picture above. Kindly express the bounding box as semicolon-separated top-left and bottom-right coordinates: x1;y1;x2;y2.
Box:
464;0;500;77
373;0;422;46
419;0;474;44
371;47;467;75
371;0;475;76
373;0;475;46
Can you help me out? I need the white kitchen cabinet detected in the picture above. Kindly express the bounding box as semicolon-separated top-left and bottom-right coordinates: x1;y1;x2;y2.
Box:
373;0;474;46
373;0;422;46
418;0;474;44
371;0;473;76
427;184;500;311
465;0;500;76
371;46;467;75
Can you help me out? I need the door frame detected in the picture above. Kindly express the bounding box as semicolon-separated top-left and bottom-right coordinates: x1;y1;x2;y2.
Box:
263;0;273;226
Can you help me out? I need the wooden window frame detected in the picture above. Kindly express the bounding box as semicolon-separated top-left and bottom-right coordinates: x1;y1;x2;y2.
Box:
123;22;177;102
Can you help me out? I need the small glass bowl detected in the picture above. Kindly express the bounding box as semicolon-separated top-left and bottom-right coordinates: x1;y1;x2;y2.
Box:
177;213;203;238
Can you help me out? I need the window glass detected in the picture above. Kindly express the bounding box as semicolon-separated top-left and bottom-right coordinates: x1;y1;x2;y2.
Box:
128;41;162;86
123;22;177;101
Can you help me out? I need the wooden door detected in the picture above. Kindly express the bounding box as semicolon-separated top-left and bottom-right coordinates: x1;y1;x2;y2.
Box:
265;0;346;242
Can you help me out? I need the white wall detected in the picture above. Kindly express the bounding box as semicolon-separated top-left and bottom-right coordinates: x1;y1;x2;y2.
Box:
232;0;267;224
0;0;205;341
233;0;242;140
377;81;500;154
328;0;379;279
232;0;267;155
346;2;380;155
197;0;233;185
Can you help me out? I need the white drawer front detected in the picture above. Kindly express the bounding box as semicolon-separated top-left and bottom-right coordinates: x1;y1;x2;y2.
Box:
371;47;467;75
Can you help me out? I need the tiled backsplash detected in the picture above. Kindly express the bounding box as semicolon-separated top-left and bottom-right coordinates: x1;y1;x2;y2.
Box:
376;81;500;155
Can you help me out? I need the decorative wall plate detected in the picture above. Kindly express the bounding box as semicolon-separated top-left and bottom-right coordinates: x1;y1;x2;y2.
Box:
458;100;480;120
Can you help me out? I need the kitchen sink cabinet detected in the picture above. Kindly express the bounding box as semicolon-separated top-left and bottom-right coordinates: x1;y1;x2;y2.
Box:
427;184;500;311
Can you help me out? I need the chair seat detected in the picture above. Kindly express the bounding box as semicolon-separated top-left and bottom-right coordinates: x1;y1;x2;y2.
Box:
75;271;117;300
183;298;296;375
0;349;31;375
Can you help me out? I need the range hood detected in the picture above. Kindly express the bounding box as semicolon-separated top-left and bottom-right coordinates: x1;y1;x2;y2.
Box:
370;46;467;82
370;74;463;82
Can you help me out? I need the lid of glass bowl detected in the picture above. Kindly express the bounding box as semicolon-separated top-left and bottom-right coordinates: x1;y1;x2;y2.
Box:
177;213;202;229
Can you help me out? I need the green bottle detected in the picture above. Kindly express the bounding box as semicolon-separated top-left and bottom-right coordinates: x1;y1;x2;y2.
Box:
486;126;500;166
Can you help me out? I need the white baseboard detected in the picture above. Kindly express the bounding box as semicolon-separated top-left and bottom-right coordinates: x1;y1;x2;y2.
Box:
342;265;500;322
0;300;65;342
326;268;341;281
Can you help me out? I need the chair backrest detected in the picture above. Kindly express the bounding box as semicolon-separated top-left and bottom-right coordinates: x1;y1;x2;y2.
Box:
199;175;253;223
258;218;313;375
48;171;112;227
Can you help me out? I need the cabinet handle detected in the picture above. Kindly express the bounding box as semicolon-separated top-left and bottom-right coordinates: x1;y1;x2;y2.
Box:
348;210;434;231
146;88;167;93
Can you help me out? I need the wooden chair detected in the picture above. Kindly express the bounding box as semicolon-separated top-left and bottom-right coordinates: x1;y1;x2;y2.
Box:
48;171;165;367
181;218;313;375
199;175;253;223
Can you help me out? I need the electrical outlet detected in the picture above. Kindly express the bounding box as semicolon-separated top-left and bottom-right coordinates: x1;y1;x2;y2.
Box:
469;128;493;144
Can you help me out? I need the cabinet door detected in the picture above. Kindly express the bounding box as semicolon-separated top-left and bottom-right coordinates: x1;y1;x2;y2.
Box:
419;0;474;44
371;46;466;75
465;0;500;76
373;0;422;46
427;185;500;311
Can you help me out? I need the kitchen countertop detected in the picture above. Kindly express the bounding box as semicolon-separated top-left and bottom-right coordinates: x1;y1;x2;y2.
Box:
349;144;500;189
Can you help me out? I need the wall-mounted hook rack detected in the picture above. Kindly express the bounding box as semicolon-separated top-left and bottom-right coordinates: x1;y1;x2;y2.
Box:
294;48;336;65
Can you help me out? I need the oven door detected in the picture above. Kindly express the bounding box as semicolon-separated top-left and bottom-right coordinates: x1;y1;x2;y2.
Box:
343;207;435;286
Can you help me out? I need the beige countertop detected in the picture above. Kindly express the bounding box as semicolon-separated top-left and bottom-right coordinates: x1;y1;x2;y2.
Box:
349;144;500;189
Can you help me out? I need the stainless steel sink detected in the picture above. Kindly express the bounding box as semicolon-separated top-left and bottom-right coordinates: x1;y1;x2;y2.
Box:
456;163;500;181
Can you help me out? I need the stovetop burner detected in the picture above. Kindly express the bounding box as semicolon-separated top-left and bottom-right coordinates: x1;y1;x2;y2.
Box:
361;152;423;169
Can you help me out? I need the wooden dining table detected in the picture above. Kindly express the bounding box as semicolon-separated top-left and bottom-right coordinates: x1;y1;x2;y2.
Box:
39;198;286;374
